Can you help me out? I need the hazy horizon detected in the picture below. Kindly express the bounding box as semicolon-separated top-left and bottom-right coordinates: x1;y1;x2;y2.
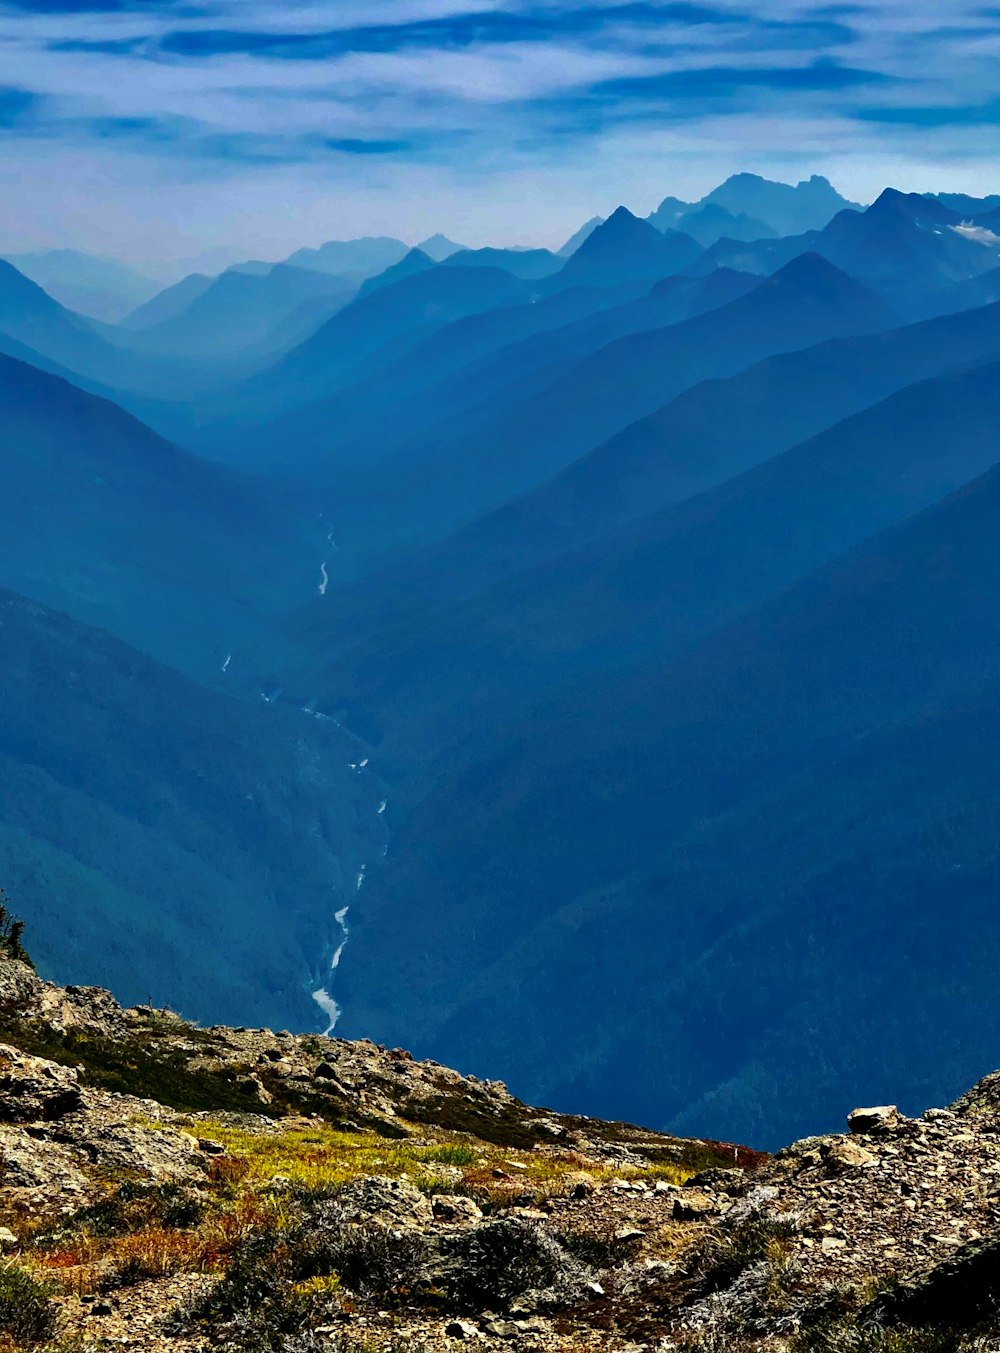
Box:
2;0;1000;273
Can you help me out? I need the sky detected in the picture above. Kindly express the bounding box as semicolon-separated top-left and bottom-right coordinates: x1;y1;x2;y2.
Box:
1;0;999;272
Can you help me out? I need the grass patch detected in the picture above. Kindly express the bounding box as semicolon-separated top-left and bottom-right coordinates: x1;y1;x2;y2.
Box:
0;1019;277;1117
687;1209;800;1294
189;1118;649;1204
191;1121;458;1195
413;1143;479;1168
401;1093;543;1149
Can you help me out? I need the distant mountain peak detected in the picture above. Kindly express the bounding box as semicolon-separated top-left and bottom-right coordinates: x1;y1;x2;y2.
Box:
557;216;605;258
868;187;956;220
284;236;409;281
869;187;921;212
576;206;665;251
602;204;647;231
0;256;61;310
358;246;435;297
715;170;839;195
554;207;701;286
773;250;848;282
769;251;873;299
704;173;861;236
417;234;467;262
765;252;896;323
651;193;690;215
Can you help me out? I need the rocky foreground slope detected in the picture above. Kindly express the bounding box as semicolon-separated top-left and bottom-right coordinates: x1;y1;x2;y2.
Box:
2;953;1000;1352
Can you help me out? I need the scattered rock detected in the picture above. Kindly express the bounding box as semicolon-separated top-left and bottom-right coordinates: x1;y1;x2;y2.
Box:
445;1318;482;1339
822;1136;877;1175
687;1166;747;1196
865;1233;1000;1328
433;1194;483;1224
333;1175;434;1227
671;1191;720;1222
0;1045;83;1123
848;1105;903;1136
482;1318;520;1338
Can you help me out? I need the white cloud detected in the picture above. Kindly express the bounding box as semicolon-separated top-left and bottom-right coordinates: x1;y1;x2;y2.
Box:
1;0;999;264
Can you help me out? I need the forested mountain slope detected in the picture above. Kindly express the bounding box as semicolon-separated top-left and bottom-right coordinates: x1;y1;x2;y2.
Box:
260;255;897;570
336;373;1000;1143
0;587;382;1029
284;293;1000;686
292;357;1000;779
0;351;314;678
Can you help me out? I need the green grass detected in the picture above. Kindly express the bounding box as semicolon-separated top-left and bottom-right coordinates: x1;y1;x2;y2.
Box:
413;1144;479;1168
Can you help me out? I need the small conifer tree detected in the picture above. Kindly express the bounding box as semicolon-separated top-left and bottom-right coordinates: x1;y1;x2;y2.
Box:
0;889;31;968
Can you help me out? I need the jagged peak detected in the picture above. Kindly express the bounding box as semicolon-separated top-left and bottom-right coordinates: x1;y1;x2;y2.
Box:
600;204;649;232
770;250;856;287
866;187;960;225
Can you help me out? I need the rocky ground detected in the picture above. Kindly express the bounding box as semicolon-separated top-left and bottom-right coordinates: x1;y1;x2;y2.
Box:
2;955;1000;1352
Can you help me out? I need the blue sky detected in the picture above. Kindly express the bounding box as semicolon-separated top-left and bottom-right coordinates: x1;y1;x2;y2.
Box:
1;0;998;270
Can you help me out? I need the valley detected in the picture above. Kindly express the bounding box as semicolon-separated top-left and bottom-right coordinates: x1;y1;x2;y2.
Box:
5;172;1000;1161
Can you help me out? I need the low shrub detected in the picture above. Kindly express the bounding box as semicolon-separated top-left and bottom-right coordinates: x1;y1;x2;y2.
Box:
0;1262;58;1342
687;1209;799;1294
297;1216;429;1301
558;1225;644;1271
179;1204;429;1349
60;1182;204;1239
793;1319;963;1353
439;1217;584;1312
172;1228;325;1352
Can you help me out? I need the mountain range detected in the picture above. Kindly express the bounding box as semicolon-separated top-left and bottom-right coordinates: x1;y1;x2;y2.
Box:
8;170;1000;1156
691;189;1000;317
1;248;162;322
647;171;860;243
336;358;1000;1145
260;252;895;570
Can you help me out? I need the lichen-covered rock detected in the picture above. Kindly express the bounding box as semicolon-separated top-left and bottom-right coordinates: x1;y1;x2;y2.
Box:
433;1194;484;1225
671;1189;722;1222
0;1044;83;1122
0;958;43;1014
39;982;133;1038
821;1135;876;1174
687;1166;747;1196
332;1174;434;1227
